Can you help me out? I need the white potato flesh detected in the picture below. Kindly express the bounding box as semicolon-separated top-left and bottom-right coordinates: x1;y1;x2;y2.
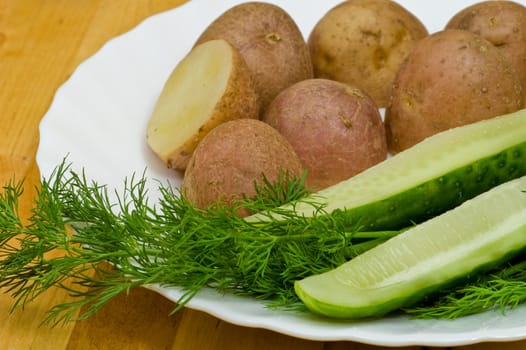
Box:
146;39;233;165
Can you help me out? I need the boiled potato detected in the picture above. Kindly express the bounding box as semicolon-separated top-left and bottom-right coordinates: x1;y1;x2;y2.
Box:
262;79;387;191
385;29;524;153
182;118;304;216
194;2;313;111
146;39;259;170
308;0;428;107
446;0;526;92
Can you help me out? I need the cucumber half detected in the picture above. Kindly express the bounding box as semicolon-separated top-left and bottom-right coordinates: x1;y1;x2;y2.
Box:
295;175;526;319
259;109;526;230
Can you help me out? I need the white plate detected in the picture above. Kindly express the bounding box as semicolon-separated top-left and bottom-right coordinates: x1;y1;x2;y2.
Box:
36;0;526;346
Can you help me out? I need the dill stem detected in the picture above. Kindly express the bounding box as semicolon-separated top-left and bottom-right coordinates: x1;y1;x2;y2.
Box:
351;230;400;240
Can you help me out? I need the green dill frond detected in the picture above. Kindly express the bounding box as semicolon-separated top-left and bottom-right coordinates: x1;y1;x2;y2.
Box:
405;259;526;319
0;160;397;325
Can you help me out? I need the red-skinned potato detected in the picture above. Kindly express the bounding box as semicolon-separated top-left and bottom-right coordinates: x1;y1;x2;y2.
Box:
262;79;387;191
446;0;526;93
385;29;524;153
194;2;313;111
182;118;304;216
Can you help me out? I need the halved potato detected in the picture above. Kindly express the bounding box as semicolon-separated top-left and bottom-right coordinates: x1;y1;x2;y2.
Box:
146;39;259;170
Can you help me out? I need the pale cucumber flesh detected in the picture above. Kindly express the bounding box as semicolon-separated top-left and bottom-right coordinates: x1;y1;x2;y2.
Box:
264;109;526;230
295;175;526;319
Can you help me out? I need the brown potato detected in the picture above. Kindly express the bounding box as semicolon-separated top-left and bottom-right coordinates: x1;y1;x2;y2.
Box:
194;2;313;111
308;0;428;107
446;0;526;93
182;118;304;216
262;79;387;191
385;29;524;153
146;39;259;171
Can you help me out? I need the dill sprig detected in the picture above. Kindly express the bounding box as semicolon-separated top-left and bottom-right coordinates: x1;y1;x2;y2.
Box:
404;259;526;319
0;161;398;326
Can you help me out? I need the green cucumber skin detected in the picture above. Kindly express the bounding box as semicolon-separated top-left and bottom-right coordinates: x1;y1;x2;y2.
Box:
336;144;526;231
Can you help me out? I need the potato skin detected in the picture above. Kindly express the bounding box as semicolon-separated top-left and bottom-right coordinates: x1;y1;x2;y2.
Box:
195;2;313;111
262;79;387;191
385;29;524;153
446;0;526;93
182;119;303;216
308;0;428;107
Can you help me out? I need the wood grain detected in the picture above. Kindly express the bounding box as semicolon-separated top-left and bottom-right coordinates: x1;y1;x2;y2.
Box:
0;1;525;349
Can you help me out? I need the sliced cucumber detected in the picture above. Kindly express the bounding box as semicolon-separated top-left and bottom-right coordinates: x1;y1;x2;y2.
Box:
295;175;526;319
256;109;526;230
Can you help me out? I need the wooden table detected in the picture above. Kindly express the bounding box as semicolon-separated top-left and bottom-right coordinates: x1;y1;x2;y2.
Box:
1;1;525;349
